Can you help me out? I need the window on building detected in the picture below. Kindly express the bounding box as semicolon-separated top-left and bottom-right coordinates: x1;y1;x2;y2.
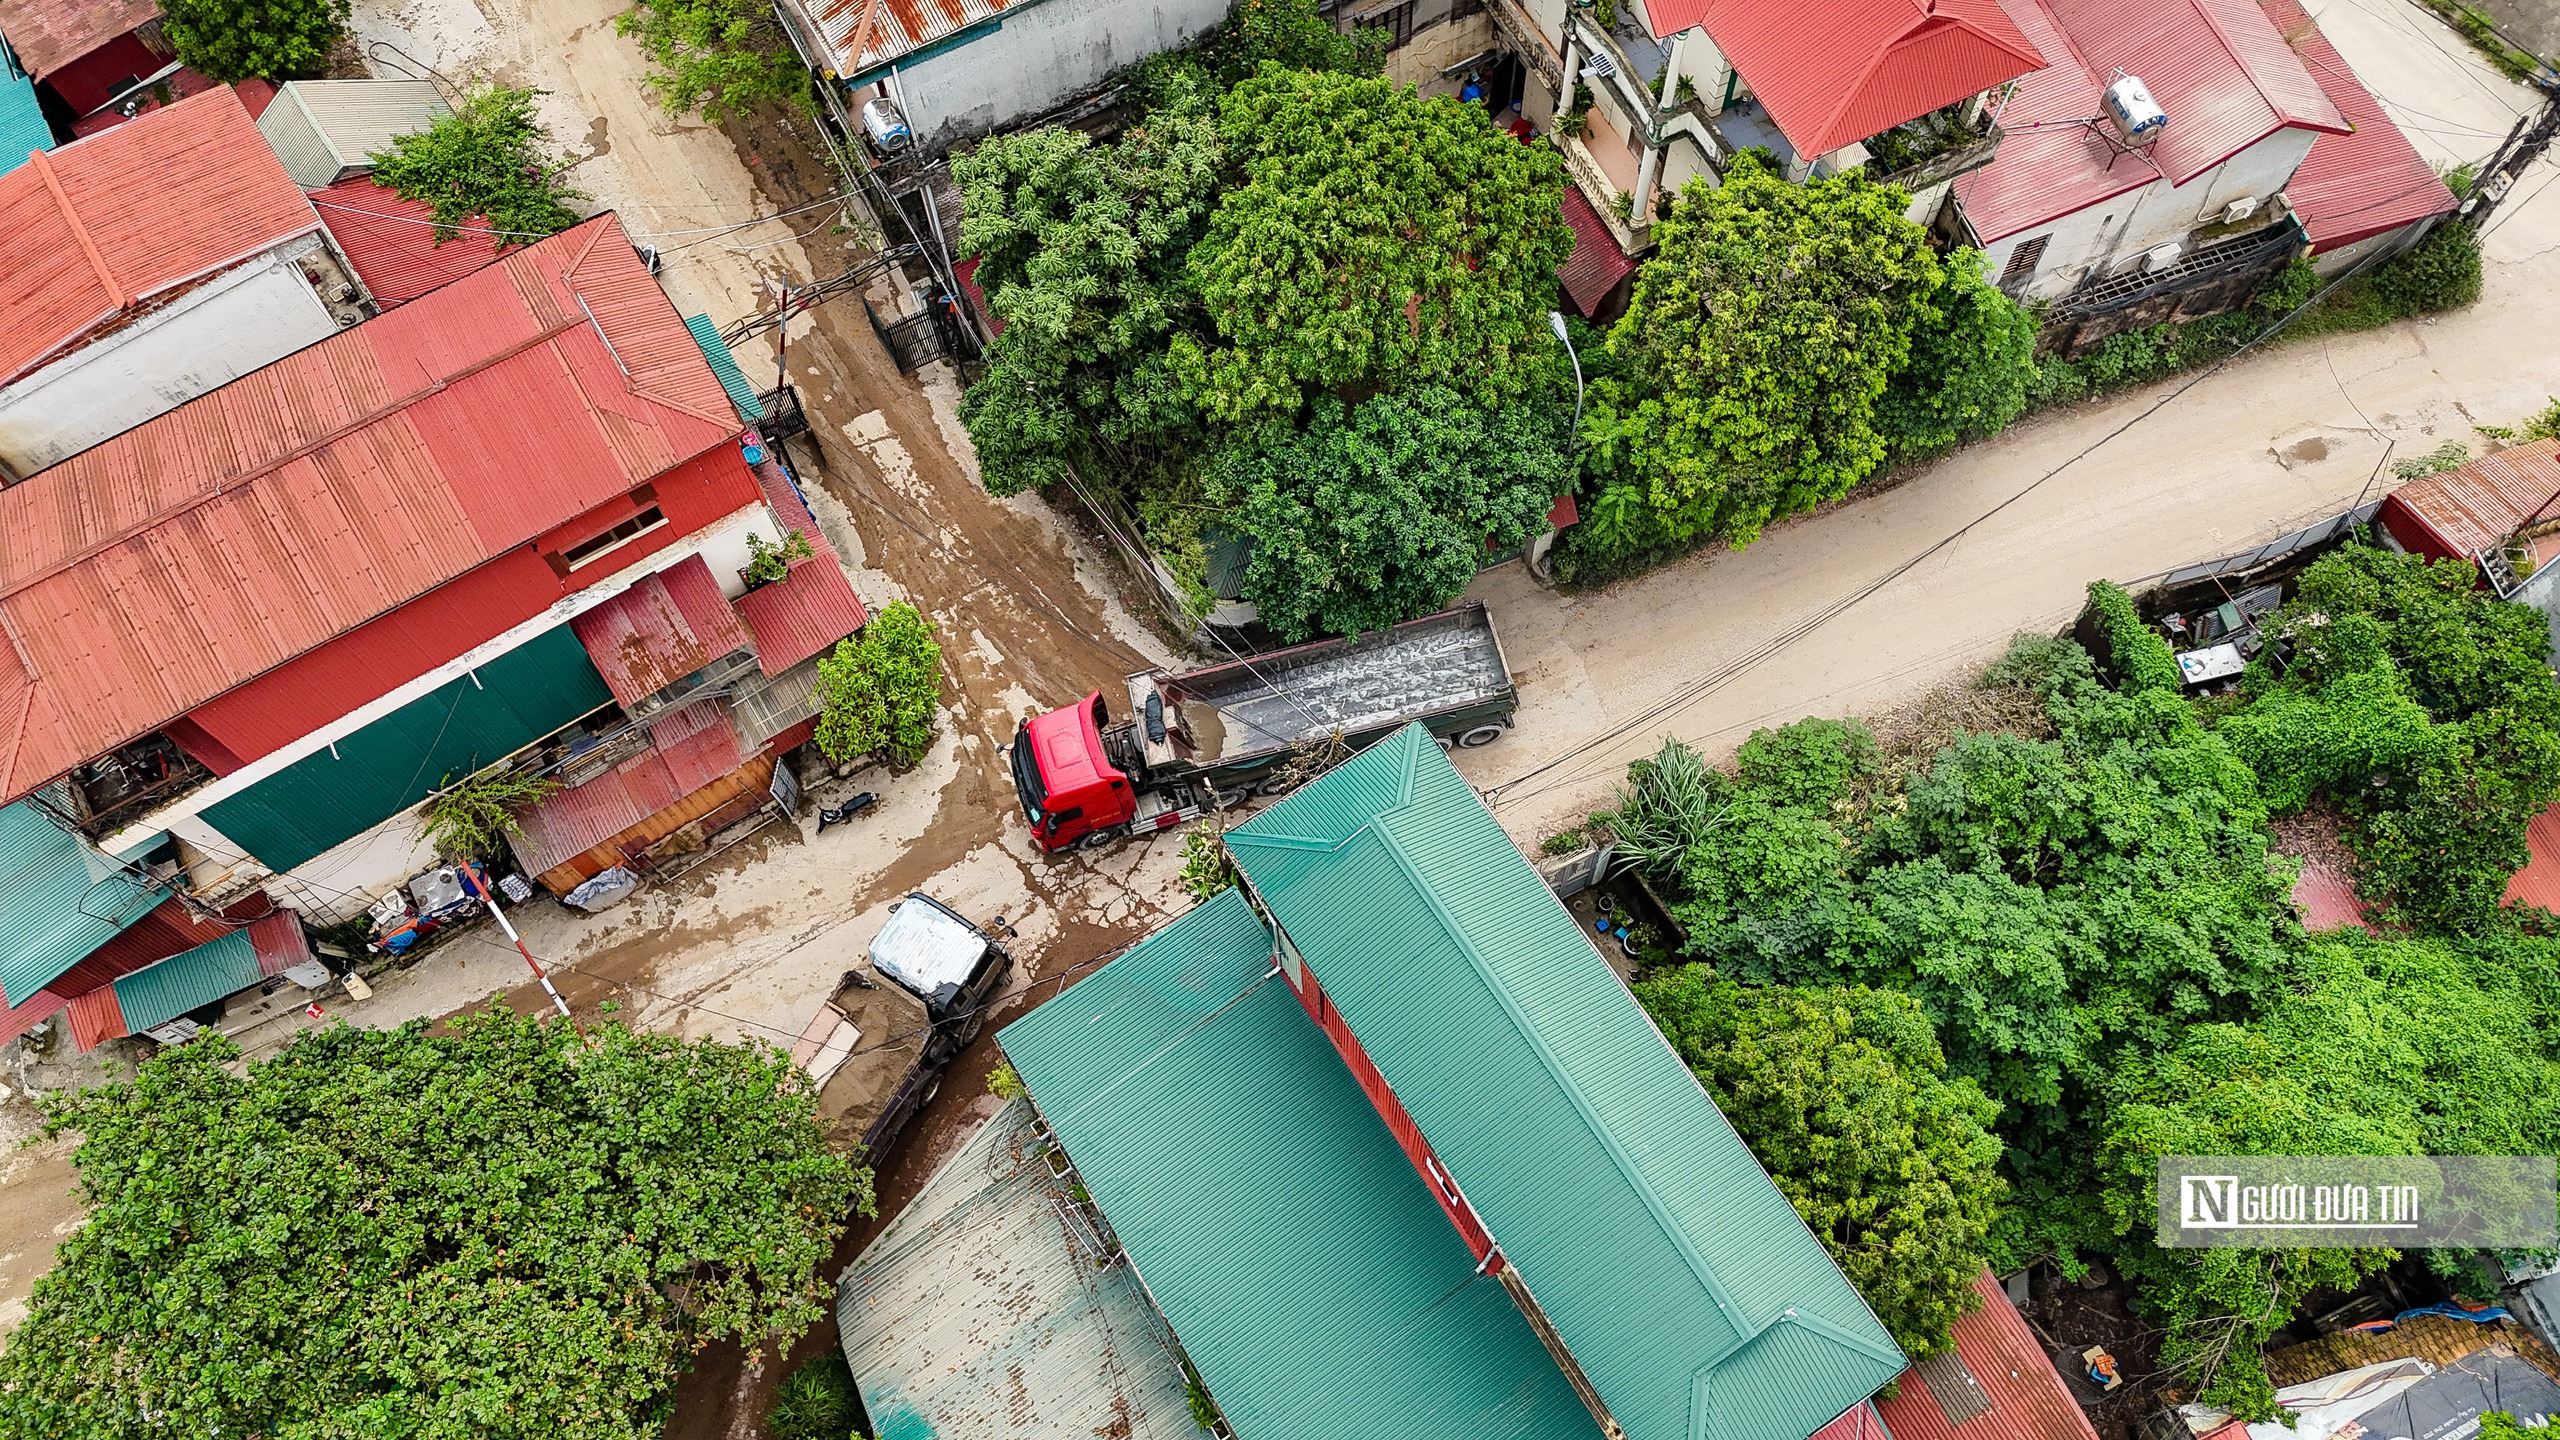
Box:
1346;0;1417;48
1999;235;2050;290
1450;0;1484;19
559;506;668;569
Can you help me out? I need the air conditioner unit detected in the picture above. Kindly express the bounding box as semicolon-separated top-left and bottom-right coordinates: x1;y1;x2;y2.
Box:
2221;196;2259;225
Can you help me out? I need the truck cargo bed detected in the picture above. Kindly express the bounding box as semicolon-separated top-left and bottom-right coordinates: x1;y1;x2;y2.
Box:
1152;604;1512;770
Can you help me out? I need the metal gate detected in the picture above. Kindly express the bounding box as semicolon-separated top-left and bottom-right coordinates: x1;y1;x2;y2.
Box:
865;294;948;373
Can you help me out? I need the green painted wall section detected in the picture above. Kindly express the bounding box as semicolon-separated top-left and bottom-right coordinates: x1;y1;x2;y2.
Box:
204;626;613;873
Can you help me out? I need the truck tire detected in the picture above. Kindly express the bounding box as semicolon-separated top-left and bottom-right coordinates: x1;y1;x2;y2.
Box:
1213;785;1251;810
1254;771;1299;797
1456;724;1506;748
1076;826;1127;852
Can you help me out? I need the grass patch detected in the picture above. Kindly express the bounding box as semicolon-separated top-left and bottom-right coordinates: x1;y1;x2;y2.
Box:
768;1349;868;1440
2415;0;2542;77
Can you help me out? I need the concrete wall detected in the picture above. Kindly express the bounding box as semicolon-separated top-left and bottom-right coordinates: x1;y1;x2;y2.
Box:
0;238;344;477
886;0;1234;152
1975;128;2318;300
1383;6;1496;99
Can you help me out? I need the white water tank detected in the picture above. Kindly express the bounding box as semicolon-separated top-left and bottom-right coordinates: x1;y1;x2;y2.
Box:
2103;75;2168;147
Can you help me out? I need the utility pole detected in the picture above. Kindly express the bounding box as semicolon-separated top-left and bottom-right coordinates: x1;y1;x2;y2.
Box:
2462;73;2560;229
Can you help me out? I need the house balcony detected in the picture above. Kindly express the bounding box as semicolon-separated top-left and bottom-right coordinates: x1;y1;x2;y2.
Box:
1864;102;2005;194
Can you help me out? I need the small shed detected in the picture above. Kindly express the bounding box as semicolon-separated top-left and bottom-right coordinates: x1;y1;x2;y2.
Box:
256;79;447;188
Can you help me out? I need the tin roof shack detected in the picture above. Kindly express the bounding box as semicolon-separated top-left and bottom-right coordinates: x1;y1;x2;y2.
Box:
1872;1271;2103;1440
983;728;1905;1440
834;1098;1197;1440
254;79;447;188
0;86;368;478
773;0;1230;155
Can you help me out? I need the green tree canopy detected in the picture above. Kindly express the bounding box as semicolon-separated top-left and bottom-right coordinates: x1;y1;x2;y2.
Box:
954;91;1223;497
1876;254;2036;458
0;1010;867;1439
368;84;587;244
1210;387;1569;642
1634;972;2006;1359
1584;153;1943;549
2098;931;2560;1415
1172;67;1572;425
815;600;945;768
614;0;808;120
160;0;347;82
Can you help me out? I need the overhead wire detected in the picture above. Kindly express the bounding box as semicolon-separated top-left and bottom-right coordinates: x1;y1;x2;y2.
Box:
1481;227;2429;810
305;189;858;247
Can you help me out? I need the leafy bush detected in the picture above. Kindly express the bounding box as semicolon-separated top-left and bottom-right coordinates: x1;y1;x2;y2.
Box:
160;0;346;82
615;0;810;119
744;528;816;587
2374;219;2483;314
1596;736;1730;879
419;765;560;860
1635;972;2006;1358
767;1349;867;1440
0;1010;869;1439
1877;254;2037;459
2214;665;2438;813
1211;389;1568;642
1177;825;1238;900
2081;580;2183;695
815;602;945;768
986;1063;1025;1100
369;84;586;244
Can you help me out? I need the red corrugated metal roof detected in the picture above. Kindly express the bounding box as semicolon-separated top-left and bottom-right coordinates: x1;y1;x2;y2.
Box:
2261;0;2457;250
506;705;748;874
0;86;320;384
246;908;309;977
2385;439;2560;560
64;982;124;1050
1874;1271;2104;1440
736;558;868;676
1558;183;1637;316
310;176;507;307
0;212;743;805
3;0;157;77
1961;0;2347;242
954;256;1004;339
2506;800;2560;913
569;553;752;706
1810;1402;1888;1440
1652;0;2046;156
0;987;66;1045
2292;856;2369;930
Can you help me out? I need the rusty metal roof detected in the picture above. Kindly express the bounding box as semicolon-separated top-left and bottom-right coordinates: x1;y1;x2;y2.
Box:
309;176;507;307
569;554;753;706
736;558;868;676
506;703;747;875
1872;1272;2102;1440
0;213;742;805
0;0;158;77
1558;183;1635;316
0;86;320;385
779;0;1015;80
1959;0;2346;242
2384;439;2560;560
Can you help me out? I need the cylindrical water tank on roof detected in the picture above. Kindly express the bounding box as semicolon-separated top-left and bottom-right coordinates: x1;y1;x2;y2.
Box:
860;97;912;152
2103;75;2167;146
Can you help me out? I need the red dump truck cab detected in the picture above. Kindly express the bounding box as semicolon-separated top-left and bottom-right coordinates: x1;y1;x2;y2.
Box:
1011;693;1137;850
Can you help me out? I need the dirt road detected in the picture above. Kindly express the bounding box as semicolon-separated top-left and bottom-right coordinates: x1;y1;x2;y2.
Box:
1453;0;2560;840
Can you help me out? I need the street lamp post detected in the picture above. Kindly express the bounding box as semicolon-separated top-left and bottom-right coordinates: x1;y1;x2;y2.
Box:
1549;310;1585;437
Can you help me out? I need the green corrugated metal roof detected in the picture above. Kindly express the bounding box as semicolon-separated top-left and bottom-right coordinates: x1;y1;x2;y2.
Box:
1226;728;1906;1440
999;889;1598;1440
0;53;51;179
113;929;262;1034
684;314;765;422
202;625;612;872
0;801;166;1007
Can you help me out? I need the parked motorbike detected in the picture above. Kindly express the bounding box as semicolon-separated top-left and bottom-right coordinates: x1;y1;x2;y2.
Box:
817;792;880;832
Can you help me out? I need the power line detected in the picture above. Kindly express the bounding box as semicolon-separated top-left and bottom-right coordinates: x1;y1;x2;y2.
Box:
1482;228;2427;810
306;189;857;246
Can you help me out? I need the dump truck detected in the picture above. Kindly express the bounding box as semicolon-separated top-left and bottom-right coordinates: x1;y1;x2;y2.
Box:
792;893;1010;1156
1006;603;1518;853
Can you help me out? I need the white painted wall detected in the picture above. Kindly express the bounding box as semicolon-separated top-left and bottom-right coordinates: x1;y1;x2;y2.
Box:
887;0;1235;152
1974;128;2319;300
0;244;338;477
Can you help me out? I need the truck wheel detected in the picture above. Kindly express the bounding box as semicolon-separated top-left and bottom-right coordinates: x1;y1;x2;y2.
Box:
1456;724;1506;748
1254;771;1299;797
1213;785;1251;810
1077;827;1126;852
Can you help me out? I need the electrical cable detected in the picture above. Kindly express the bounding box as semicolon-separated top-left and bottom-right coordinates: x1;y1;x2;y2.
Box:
1481;227;2425;810
305;189;857;246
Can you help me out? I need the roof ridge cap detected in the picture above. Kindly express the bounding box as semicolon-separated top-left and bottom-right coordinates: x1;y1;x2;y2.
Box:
2183;0;2311;126
1369;781;1751;1330
27;146;124;310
